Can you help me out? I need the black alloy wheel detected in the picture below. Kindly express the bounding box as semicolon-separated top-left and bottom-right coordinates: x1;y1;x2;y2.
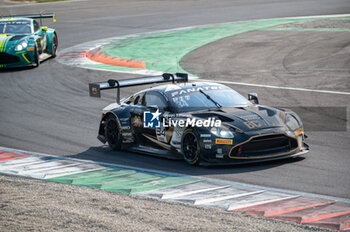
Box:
182;128;201;165
105;115;122;150
51;33;58;58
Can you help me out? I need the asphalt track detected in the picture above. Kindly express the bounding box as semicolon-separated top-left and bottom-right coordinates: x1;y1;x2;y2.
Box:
0;0;350;200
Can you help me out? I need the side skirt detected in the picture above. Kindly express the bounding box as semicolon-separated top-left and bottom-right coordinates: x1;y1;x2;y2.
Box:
126;145;183;160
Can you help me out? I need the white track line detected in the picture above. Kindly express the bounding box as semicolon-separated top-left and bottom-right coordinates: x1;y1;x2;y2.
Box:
19;163;80;174
199;79;350;95
162;185;230;199
194;190;265;205
44;167;104;179
228;195;299;211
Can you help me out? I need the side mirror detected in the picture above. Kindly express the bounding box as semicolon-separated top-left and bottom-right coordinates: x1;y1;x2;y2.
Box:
248;93;259;104
41;26;48;31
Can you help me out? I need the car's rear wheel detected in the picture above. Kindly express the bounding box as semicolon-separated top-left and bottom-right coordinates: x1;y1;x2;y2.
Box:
105;114;122;150
51;33;58;58
181;128;201;165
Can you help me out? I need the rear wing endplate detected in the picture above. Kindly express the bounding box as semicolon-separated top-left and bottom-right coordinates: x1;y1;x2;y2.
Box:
89;73;188;103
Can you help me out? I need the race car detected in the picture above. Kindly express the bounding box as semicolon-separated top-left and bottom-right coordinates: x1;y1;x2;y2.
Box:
0;13;57;68
89;73;309;166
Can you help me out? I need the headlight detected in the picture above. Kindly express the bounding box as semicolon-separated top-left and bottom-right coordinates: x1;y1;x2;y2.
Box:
15;41;28;51
210;127;234;138
285;113;301;131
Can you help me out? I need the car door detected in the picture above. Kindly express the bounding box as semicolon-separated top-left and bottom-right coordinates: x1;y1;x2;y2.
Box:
33;20;46;52
140;91;172;148
129;92;146;143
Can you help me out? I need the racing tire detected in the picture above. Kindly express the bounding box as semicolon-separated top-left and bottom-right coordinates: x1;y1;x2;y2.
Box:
33;46;40;68
51;33;58;58
105;114;122;150
181;128;201;166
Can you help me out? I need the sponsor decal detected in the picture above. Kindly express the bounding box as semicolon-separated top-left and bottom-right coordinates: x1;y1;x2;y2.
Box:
294;128;303;136
200;134;212;138
243;121;263;129
216;153;224;158
170;85;223;97
27;47;35;51
215;138;233;145
204;144;212;149
119;117;129;122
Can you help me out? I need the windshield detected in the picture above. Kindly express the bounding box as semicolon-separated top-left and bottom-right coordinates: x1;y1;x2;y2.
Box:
167;86;251;112
0;20;32;34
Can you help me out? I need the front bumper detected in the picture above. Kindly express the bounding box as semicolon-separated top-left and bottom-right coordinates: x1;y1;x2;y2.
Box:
198;132;309;166
0;50;34;68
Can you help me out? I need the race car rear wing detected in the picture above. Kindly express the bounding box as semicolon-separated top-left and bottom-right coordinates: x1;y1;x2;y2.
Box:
89;73;188;103
0;13;56;22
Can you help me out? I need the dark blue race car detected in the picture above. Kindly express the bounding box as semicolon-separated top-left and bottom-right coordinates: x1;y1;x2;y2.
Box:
89;73;309;166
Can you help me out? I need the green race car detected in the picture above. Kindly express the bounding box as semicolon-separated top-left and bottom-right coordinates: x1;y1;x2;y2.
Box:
0;13;57;68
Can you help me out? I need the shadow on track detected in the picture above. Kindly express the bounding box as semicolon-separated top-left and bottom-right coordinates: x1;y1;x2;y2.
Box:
0;66;34;73
0;57;53;73
67;146;305;177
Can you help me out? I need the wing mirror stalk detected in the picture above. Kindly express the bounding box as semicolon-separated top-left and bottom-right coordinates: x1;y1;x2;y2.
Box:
248;93;259;104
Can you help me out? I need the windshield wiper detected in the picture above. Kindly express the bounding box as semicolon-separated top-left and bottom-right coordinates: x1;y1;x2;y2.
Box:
199;89;222;109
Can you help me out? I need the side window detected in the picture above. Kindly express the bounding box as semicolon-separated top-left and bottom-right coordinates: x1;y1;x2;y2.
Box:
143;92;168;110
125;96;134;104
133;93;144;105
134;95;140;105
33;20;40;32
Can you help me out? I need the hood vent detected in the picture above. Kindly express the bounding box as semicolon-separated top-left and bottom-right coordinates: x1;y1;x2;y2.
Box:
10;35;26;41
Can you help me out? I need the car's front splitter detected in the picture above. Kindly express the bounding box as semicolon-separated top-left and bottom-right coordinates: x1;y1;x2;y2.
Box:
199;144;309;166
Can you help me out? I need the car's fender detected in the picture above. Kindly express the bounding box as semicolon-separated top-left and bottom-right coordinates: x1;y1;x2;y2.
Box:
98;105;133;143
45;28;56;54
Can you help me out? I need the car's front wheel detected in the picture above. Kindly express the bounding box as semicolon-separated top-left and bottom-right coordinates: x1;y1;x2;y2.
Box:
181;128;201;165
33;46;40;67
105;114;122;150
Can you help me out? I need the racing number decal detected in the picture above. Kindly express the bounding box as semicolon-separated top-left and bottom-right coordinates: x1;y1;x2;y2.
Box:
156;127;166;142
243;121;262;129
156;126;174;143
